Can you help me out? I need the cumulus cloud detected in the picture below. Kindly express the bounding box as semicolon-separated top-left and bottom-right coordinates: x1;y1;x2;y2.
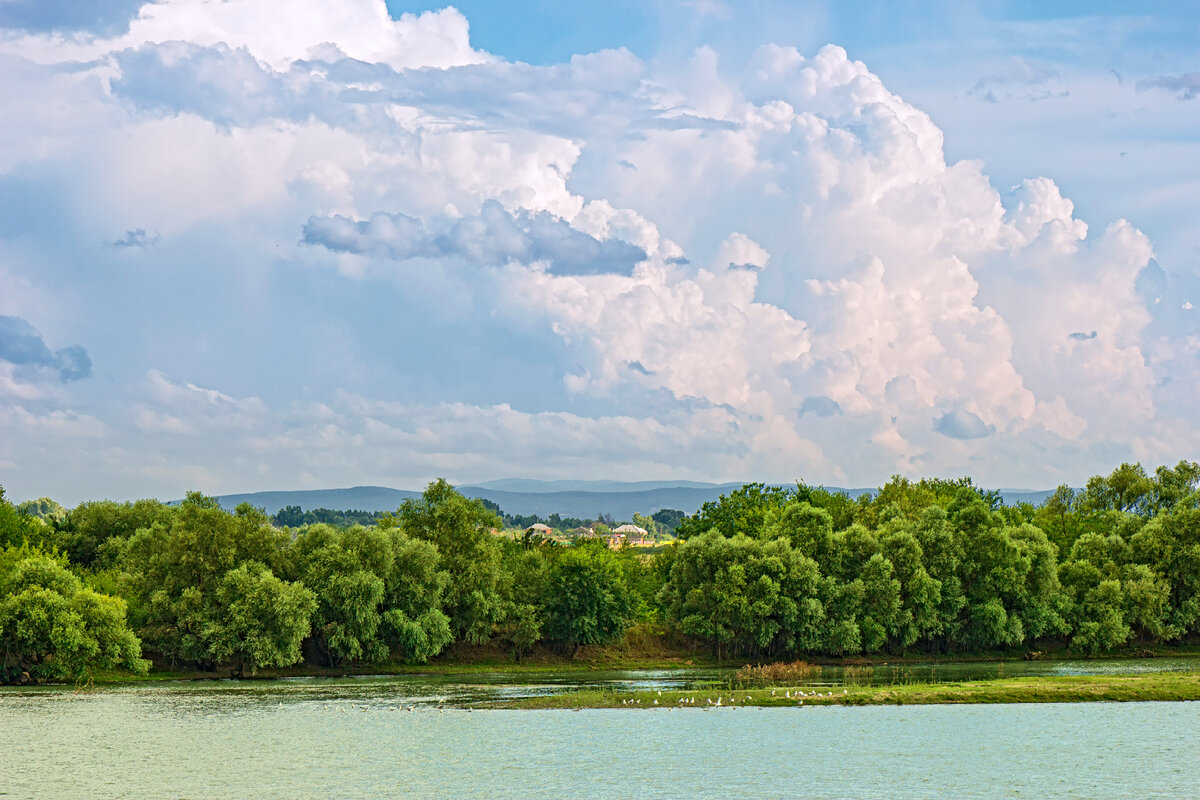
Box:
3;0;486;70
0;0;1191;499
0;315;92;383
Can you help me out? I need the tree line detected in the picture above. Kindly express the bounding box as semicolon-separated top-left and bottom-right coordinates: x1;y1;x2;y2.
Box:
1;461;1198;683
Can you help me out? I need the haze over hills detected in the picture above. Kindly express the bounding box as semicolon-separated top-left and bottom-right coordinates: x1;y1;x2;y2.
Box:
209;481;1060;520
470;479;742;493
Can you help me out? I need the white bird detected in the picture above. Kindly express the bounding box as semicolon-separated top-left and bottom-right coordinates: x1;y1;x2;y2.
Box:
653;699;659;705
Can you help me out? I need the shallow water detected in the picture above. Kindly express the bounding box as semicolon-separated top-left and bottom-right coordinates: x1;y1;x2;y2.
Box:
2;673;1198;799
809;655;1200;686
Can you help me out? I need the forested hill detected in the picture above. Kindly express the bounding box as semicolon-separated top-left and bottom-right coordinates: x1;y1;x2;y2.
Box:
208;483;1056;518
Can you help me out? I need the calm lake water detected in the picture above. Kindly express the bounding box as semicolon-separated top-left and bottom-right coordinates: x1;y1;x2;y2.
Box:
3;668;1198;799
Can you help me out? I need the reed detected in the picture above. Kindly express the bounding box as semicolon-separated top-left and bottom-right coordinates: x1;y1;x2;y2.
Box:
735;660;822;683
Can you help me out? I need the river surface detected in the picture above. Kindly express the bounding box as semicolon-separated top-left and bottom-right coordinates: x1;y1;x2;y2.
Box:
2;667;1198;799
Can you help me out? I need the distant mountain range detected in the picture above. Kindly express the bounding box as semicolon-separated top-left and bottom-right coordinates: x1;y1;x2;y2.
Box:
209;481;1060;520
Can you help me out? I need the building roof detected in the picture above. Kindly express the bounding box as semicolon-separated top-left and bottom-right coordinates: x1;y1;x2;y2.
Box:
612;524;648;535
525;523;553;533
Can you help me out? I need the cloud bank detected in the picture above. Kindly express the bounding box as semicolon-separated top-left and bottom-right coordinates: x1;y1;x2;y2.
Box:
0;0;1192;502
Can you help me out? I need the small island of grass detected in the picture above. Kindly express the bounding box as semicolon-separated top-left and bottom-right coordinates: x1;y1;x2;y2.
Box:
484;670;1200;709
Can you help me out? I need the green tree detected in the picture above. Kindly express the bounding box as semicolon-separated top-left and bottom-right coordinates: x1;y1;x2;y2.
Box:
1129;506;1200;638
398;480;504;644
543;543;634;656
0;487;46;550
910;507;965;648
15;498;66;525
1151;460;1200;513
1035;485;1080;553
206;563;315;676
660;532;824;659
381;532;453;663
0;551;147;683
290;524;389;665
674;483;794;540
631;512;658;538
765;501;837;573
1082;463;1154;515
288;523;452;666
497;544;549;658
54;498;173;569
121;494;293;667
650;508;686;533
793;483;857;530
879;527;942;648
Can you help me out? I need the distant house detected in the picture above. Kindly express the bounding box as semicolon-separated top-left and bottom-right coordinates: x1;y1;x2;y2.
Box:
610;523;652;548
614;522;652;546
525;523;553;536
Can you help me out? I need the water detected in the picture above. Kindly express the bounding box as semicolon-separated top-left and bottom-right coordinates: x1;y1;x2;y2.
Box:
2;673;1198;799
801;656;1200;687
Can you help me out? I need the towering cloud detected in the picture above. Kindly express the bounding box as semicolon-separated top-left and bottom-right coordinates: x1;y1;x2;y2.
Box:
0;0;1186;500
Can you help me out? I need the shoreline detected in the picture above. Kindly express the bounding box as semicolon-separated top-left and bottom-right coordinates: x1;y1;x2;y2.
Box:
55;641;1200;685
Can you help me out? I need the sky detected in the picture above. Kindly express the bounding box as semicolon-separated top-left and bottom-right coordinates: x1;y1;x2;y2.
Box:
0;0;1198;504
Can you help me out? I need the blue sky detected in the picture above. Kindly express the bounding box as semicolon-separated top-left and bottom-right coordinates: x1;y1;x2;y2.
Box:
0;0;1198;503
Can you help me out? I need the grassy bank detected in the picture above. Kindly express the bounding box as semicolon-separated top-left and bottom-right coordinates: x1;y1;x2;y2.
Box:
486;670;1200;709
81;633;1200;685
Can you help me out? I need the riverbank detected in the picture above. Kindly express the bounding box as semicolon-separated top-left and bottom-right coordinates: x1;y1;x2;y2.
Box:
485;670;1200;708
74;633;1200;685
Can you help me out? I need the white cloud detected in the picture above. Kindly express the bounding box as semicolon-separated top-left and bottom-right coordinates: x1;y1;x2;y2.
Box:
0;1;1190;500
1;0;486;70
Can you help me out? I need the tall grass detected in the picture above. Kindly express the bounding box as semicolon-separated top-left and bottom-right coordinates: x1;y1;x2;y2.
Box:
736;660;822;683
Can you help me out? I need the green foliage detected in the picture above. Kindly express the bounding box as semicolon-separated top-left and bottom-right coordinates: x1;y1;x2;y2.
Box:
54;498;173;569
206;563;316;676
660;532;824;659
650;508;685;532
1129;506;1200;637
15;497;66;525
398;479;504;645
289;523;452;665
542;543;634;654
1082;463;1154;515
121;494;296;668
272;506;386;529
0;487;48;550
674;482;794;540
793;484;857;530
8;459;1200;679
497;544;549;657
0;549;147;682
